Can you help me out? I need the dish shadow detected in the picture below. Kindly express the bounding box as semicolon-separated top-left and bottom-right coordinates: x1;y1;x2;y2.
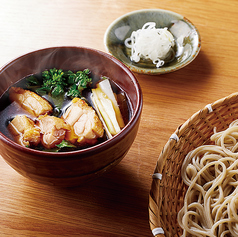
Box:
135;50;213;105
175;49;213;80
141;50;212;82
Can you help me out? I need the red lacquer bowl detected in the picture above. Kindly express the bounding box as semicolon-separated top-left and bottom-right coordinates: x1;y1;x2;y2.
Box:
0;46;142;187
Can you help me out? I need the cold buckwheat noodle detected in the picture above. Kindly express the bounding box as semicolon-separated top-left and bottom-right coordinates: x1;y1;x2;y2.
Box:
178;119;238;237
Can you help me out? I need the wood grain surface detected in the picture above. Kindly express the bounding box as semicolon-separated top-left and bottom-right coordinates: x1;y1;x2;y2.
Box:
1;0;238;236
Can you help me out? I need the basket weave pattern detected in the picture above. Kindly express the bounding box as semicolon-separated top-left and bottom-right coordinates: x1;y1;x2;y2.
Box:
149;92;238;237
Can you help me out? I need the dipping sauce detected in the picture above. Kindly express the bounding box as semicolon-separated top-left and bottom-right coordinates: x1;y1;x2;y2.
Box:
0;69;131;152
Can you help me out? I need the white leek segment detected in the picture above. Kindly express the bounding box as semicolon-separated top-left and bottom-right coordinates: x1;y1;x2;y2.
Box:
97;79;125;128
91;87;122;136
91;95;112;139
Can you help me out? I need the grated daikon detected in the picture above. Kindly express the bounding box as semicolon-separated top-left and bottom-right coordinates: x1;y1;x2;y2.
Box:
124;22;175;67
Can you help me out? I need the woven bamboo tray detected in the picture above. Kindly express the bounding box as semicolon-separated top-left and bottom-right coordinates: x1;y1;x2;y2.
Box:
149;92;238;237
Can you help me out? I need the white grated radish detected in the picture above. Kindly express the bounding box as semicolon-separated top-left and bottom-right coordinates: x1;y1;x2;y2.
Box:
125;22;175;67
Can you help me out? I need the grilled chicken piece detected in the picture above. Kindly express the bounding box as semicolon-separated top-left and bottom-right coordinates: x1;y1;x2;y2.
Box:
37;115;70;149
9;87;53;117
62;98;104;145
8;115;41;147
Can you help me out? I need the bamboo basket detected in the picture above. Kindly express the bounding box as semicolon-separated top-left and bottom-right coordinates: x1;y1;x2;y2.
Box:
149;92;238;237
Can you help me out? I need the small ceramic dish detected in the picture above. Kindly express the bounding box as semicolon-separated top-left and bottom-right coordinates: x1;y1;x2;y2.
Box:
104;9;201;75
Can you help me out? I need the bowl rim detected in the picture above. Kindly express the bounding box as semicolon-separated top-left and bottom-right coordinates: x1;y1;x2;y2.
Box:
0;46;143;158
104;8;201;75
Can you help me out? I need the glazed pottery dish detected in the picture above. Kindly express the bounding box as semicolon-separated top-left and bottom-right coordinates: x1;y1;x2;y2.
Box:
0;46;142;187
104;9;201;75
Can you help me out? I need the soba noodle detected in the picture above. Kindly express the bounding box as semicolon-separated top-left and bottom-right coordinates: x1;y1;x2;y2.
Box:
178;119;238;237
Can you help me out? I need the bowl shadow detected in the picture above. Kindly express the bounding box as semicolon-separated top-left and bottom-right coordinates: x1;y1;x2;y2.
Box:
53;164;152;236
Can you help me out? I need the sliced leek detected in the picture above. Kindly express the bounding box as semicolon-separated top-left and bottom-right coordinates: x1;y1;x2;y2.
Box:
98;79;125;128
92;87;121;136
91;95;112;139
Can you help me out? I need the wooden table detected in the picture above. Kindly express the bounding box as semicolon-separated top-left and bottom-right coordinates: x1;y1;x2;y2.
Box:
0;0;238;236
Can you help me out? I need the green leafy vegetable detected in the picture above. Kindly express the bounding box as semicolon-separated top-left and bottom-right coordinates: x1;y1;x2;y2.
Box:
51;84;65;97
56;140;76;149
36;68;67;97
26;75;40;86
27;68;92;99
66;69;92;98
67;84;80;98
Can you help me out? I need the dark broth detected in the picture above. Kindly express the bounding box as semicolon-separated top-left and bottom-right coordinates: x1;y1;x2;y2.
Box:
0;70;131;151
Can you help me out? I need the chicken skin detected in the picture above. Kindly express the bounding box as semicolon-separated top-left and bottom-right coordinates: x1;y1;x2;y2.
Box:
8;115;41;147
8;90;104;149
9;87;53;117
62;98;104;145
37;115;71;149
